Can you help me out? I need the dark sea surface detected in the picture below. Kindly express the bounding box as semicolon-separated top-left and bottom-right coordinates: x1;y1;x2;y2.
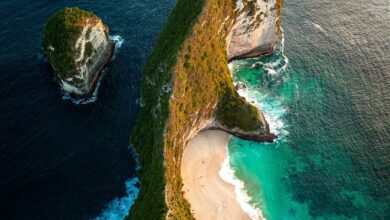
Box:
0;0;175;219
229;0;390;219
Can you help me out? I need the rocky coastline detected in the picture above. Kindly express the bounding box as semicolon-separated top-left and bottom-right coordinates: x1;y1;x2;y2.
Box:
70;41;115;99
205;118;276;143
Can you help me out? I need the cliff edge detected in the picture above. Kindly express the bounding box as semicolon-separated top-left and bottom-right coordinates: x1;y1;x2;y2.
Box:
227;0;283;61
42;7;114;97
128;0;282;219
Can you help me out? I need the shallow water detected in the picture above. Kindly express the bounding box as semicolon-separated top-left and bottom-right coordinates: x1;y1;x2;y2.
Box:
0;0;175;219
228;0;390;219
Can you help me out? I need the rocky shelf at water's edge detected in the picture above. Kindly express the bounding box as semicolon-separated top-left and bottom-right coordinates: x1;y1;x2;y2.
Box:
42;7;115;97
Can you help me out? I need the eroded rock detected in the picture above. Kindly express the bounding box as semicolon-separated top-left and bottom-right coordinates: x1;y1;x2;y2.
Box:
42;7;114;97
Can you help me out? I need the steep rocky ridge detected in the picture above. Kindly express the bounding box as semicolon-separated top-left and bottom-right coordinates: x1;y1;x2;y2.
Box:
42;7;114;97
128;0;282;219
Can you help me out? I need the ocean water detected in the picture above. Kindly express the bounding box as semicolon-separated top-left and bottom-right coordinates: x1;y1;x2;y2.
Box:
0;0;175;219
228;0;390;219
1;0;389;219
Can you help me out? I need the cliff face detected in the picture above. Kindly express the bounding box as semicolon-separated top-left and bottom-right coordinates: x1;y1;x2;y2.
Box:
42;8;114;96
227;0;283;61
128;0;282;219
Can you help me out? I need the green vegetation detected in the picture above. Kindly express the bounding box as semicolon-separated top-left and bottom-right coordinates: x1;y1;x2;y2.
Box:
127;0;206;219
85;42;93;57
276;0;284;37
128;0;273;219
42;7;98;80
217;89;261;131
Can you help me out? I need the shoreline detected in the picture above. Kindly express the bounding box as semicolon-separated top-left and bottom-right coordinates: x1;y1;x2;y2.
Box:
181;130;262;220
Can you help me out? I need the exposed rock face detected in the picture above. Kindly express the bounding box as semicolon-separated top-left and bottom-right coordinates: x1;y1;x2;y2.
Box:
227;0;283;61
42;8;114;97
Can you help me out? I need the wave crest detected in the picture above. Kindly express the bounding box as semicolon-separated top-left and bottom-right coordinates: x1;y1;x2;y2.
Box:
219;152;265;220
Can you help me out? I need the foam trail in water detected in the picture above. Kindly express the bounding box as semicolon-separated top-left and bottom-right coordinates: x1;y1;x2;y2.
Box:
236;87;288;139
245;29;288;75
279;28;289;73
219;152;265;220
110;35;125;59
268;28;289;75
63;35;124;105
229;31;289;139
94;178;139;220
310;21;326;33
62;68;108;105
93;146;140;220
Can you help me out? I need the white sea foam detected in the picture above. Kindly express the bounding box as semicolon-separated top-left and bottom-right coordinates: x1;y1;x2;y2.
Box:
93;177;140;220
277;28;289;74
224;27;290;219
219;151;264;220
62;68;108;105
236;86;288;139
93;146;141;220
310;21;326;33
110;35;125;49
221;88;288;218
110;35;125;59
230;28;289;139
247;28;289;75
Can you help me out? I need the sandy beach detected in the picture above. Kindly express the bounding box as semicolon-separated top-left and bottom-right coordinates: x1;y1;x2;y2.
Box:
181;130;250;220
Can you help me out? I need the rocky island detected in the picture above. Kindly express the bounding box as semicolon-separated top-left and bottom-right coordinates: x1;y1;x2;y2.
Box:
128;0;283;219
42;7;114;97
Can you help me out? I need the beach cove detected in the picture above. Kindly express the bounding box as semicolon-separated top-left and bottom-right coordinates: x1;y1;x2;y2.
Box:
181;131;258;220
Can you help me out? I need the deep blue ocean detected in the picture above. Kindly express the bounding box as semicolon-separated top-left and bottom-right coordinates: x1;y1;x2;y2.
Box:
1;0;389;220
0;0;175;219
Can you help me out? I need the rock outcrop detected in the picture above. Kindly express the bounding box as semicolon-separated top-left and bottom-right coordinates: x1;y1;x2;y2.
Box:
42;7;114;97
227;0;283;61
235;82;247;90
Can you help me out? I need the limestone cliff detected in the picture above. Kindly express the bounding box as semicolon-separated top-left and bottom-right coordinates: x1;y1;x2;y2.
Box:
228;0;283;61
128;0;282;219
42;7;114;97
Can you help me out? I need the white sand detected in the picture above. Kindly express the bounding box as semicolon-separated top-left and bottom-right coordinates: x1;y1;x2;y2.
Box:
181;130;250;220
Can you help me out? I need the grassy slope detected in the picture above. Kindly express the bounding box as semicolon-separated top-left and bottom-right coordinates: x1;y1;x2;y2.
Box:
128;0;271;219
127;0;206;219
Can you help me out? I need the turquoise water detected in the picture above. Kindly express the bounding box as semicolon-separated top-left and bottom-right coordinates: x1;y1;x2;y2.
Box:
228;0;390;219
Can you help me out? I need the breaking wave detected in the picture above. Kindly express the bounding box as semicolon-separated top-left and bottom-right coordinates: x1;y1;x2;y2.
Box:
93;146;140;220
223;28;290;219
219;152;265;220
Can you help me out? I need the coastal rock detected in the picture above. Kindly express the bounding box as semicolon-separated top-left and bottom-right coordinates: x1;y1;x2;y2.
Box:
227;0;283;61
235;82;247;90
42;7;114;97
